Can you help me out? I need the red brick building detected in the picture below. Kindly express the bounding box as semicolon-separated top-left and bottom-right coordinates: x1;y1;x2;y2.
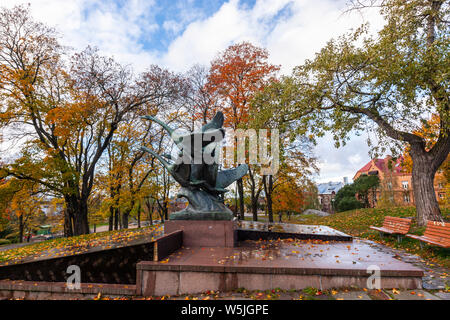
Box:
317;181;345;213
353;156;446;207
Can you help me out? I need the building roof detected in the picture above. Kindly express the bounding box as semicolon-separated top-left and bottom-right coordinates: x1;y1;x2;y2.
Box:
317;181;344;195
354;156;405;180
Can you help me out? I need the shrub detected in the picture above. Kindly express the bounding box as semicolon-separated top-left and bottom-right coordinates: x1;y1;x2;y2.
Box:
0;239;11;245
336;197;364;212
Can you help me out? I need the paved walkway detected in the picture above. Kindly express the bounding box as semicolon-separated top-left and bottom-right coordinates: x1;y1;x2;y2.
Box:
0;222;152;252
159;287;449;300
360;238;449;290
0;241;42;252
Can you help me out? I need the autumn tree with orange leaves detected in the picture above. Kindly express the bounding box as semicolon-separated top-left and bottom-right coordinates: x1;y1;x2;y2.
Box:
0;179;44;242
0;6;184;236
250;78;319;222
402;114;449;205
207;42;279;219
272;177;307;216
100;109;179;230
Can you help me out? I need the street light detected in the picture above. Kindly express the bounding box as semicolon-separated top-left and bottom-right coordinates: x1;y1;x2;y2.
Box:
331;198;335;214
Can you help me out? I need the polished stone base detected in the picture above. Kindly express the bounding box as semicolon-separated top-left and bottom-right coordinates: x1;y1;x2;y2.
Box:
237;221;353;241
169;210;234;220
0;280;136;300
164;220;237;248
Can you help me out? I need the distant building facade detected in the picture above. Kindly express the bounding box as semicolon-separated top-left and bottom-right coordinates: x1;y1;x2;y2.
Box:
353;156;446;207
317;181;345;213
168;197;188;213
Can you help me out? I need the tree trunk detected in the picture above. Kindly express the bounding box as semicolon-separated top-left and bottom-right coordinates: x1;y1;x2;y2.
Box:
71;198;89;235
108;206;114;231
122;198;136;229
145;199;153;225
411;148;443;226
263;175;274;223
251;200;258;221
18;214;23;243
63;194;89;236
63;208;73;237
237;178;245;220
137;202;141;228
156;199;165;222
122;209;130;229
114;208;119;230
122;213;128;229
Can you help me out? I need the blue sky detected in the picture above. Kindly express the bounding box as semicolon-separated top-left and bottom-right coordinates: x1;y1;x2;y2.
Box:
79;0;233;52
2;0;386;183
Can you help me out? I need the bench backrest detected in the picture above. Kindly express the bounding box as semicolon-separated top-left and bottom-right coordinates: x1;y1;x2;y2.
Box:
424;221;450;246
382;216;412;234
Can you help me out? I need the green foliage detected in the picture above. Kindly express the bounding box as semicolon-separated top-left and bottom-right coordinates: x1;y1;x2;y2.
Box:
288;0;450;152
336;197;364;212
334;175;379;211
264;0;449;223
353;175;380;207
303;287;319;296
334;184;358;210
353;175;380;193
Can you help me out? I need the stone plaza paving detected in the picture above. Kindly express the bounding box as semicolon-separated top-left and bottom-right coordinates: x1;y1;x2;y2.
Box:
0;224;448;300
136;237;448;301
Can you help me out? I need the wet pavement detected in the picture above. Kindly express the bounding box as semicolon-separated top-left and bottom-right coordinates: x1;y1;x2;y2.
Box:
148;238;423;277
131;286;449;300
237;221;352;241
359;239;449;290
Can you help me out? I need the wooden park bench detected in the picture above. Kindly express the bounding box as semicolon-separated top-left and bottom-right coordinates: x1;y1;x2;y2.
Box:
406;221;450;248
370;216;412;242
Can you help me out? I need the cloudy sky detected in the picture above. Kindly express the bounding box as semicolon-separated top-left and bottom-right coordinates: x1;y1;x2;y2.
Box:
1;0;387;183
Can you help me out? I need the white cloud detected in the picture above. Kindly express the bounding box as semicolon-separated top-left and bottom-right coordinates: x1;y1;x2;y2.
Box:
2;0;385;72
163;20;183;34
160;0;385;72
0;0;387;181
313;132;371;184
2;0;160;70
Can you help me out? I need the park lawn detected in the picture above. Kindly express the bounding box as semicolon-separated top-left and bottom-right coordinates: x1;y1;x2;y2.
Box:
0;223;163;265
291;206;450;269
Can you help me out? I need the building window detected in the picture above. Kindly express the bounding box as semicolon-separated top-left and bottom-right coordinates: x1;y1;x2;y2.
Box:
404;194;410;203
402;181;409;190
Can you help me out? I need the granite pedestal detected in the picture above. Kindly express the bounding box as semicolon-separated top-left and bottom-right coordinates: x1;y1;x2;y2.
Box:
137;240;424;296
164;220;237;248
